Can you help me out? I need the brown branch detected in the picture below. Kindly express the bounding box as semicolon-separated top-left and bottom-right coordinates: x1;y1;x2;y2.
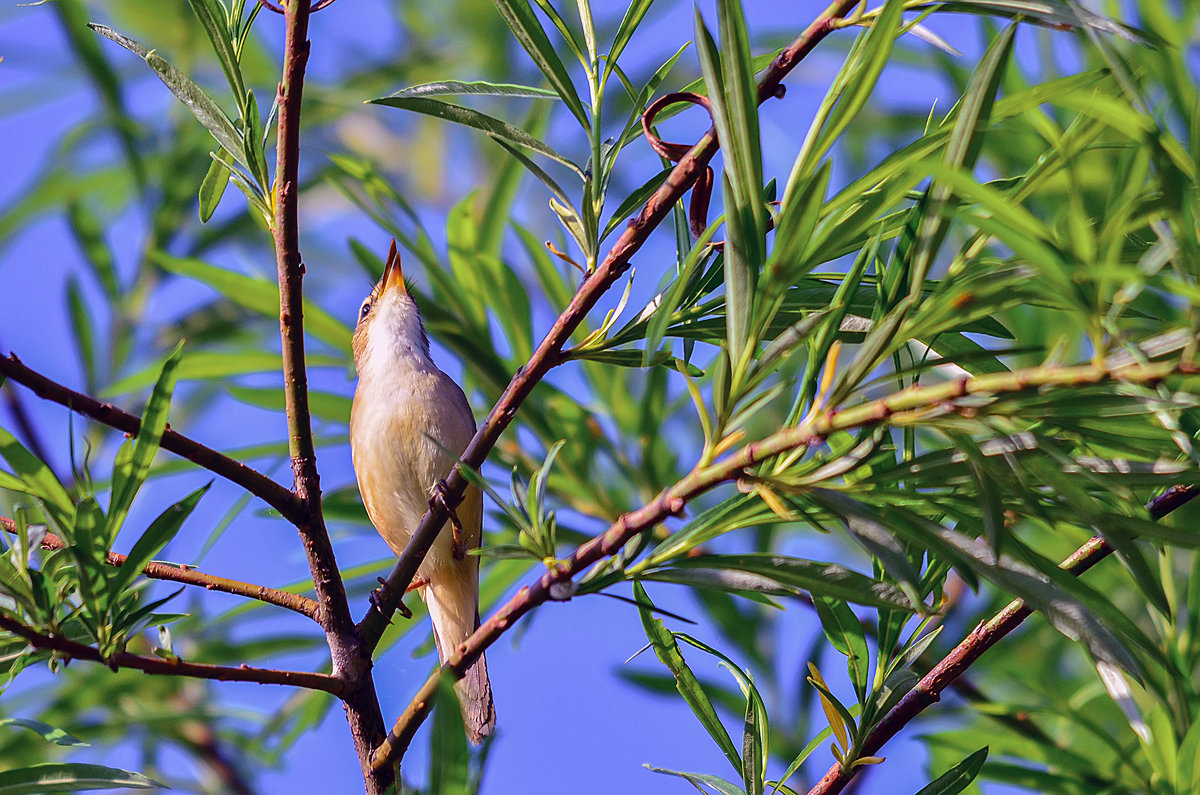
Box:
356;0;865;653
804;484;1199;795
0;521;319;620
0;354;303;524
267;1;389;791
0;612;342;694
368;357;1196;770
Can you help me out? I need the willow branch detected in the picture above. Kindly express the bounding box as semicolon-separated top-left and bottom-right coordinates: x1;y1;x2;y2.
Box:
0;354;303;524
0;612;342;694
806;483;1197;795
0;519;319;620
268;1;388;789
369;356;1195;769
357;0;865;652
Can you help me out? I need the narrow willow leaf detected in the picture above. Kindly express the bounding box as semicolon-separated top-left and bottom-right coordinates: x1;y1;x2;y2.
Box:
488;0;590;128
65;201;118;300
0;718;87;748
64;278;97;393
929;0;1161;45
386;80;558;99
150;251;350;353
635;582;741;772
370;96;584;178
109;482;210;597
813;596;871;701
673;634;768;795
0;430;73;531
914;746;988;795
0;762;161;792
907;22;1017;290
694;8;762;364
429;672;471;795
187;0;246;100
604;0;655;82
107;343;183;541
197;152;231;222
105;350;344;396
88;24;246;167
644;766;747;795
645;554;917;611
816;490;1148;679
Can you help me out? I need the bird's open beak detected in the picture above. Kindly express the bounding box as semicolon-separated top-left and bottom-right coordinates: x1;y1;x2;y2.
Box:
379;238;407;296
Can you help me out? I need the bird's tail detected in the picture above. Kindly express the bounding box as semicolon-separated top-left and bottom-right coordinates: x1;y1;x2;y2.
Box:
424;571;495;743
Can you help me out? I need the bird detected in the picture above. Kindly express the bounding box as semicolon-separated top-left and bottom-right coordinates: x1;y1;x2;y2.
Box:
350;239;494;743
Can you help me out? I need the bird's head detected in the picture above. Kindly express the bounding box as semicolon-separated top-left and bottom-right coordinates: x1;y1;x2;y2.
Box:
352;239;431;375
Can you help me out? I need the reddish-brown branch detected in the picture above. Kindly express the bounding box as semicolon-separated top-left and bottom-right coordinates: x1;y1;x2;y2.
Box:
356;0;864;653
0;520;319;620
0;354;303;524
0;612;342;694
369;358;1196;770
268;1;389;790
804;485;1198;795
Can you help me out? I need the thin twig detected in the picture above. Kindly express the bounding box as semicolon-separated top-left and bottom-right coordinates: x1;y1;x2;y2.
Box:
268;1;389;790
0;519;319;620
0;354;303;524
357;0;865;654
0;612;342;694
368;355;1195;770
804;485;1198;795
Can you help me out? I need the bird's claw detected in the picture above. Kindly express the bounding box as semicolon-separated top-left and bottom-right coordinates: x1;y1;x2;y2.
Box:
430;479;467;560
370;578;411;620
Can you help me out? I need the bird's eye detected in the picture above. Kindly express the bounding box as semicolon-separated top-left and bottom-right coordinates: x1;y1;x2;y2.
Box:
358;301;372;321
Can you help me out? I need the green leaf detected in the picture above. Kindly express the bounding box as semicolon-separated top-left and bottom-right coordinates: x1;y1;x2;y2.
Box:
109;482;210;597
370;96;584;179
605;0;655;82
0;429;74;531
0;718;87;748
107;343;183;542
644;554;918;612
635;582;741;773
913;746;988;795
813;596;871;701
105;350;344;396
64;278;98;394
385;80;558;99
0;762;161;792
490;0;590;128
644;766;747;795
428;671;471;795
197;152;232;223
907;21;1017;290
186;0;246;100
150;251;351;354
816;490;1149;679
88;24;246;168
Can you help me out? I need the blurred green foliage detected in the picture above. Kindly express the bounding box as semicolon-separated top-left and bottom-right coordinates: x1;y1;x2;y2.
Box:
2;0;1200;792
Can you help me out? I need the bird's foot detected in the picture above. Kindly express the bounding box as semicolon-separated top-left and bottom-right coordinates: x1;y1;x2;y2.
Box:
430;479;467;560
370;577;413;620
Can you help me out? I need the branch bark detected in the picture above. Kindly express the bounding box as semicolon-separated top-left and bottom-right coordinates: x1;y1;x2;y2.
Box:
0;354;303;523
803;484;1198;795
357;0;864;653
369;355;1194;770
0;519;320;620
267;2;389;791
0;612;342;694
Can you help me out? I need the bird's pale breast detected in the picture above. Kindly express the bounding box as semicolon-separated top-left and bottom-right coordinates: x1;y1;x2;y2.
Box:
350;365;478;568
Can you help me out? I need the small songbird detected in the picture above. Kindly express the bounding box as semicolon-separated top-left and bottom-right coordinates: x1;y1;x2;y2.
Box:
350;240;494;742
